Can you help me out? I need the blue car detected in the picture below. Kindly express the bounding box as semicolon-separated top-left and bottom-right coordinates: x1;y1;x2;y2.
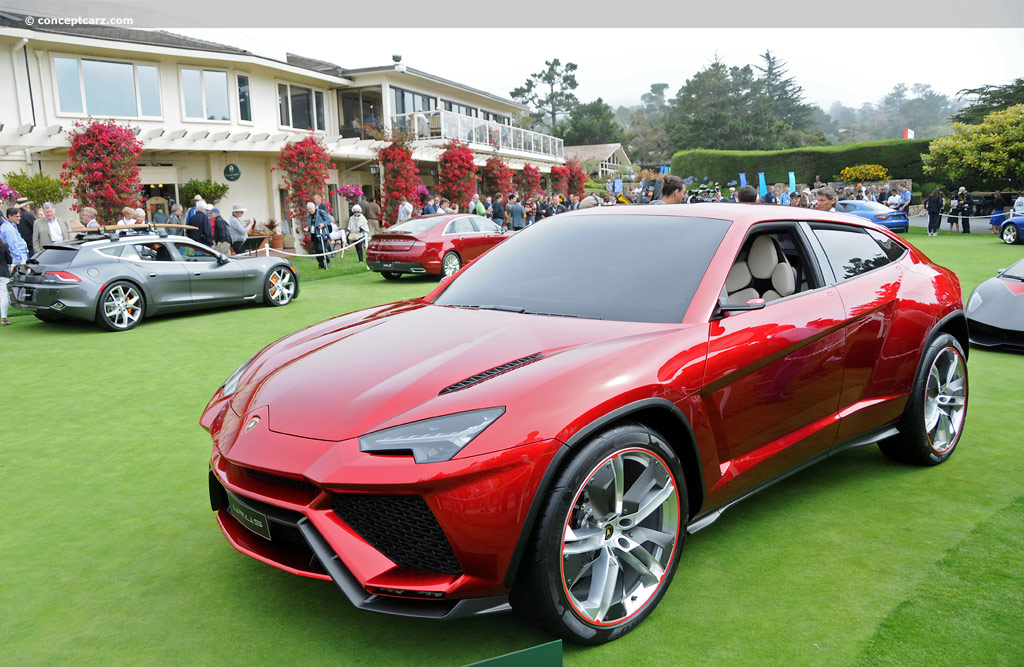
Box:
834;200;910;233
999;215;1024;244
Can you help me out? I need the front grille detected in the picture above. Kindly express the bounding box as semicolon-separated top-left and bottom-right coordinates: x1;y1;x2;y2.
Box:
332;495;462;574
439;352;543;395
243;467;319;493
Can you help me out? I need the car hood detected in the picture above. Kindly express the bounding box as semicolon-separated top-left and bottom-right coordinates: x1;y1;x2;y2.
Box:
232;301;688;442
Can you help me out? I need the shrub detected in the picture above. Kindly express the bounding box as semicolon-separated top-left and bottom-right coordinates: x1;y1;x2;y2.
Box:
566;160;586;197
376;137;421;225
437;140;477;212
550;165;570;195
180;179;230;205
276;135;332;222
669;138;933;188
517;164;543;199
838;164;890;182
481;156;514;197
60;119;144;223
3;170;70;206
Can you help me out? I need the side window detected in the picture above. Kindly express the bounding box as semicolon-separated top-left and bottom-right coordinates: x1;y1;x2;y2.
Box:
446;217;475;234
865;228;907;262
129;243;173;261
176;244;219;262
471;216;500;232
725;226;820;304
97;245;125;258
811;225;893;282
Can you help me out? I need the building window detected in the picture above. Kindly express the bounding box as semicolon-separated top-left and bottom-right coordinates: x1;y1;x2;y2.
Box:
53;56;161;118
278;82;325;131
237;74;252;122
442;99;477;118
181;67;229;121
392;86;437;115
481;111;510;125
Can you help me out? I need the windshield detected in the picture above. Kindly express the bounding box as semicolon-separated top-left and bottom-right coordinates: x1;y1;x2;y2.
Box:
435;214;731;323
1002;257;1024;280
389;217;444;234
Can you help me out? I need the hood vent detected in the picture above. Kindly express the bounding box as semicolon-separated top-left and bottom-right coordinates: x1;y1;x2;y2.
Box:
439;352;544;395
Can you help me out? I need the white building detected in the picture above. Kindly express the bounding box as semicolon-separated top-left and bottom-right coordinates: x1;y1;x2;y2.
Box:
0;12;564;237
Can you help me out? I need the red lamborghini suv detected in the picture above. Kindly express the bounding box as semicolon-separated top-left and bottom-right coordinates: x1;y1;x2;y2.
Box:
203;203;968;644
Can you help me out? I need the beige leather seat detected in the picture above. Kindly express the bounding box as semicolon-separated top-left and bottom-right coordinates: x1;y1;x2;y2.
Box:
727;235;797;304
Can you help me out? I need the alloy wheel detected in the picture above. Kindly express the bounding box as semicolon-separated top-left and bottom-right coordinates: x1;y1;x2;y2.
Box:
561;448;680;625
442;253;461;277
103;284;142;329
1003;224;1018;244
923;347;967;454
268;267;295;305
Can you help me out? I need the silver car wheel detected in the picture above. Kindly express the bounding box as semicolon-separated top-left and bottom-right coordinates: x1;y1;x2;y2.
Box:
442;252;461;277
102;284;143;329
267;267;295;305
1003;224;1019;245
561;448;679;625
923;347;967;454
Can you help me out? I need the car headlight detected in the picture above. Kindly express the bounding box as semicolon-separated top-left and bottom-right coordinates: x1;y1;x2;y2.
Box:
222;354;256;397
967;290;983;313
359;407;505;463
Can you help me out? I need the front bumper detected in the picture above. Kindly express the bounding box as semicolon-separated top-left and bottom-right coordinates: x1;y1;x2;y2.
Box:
967;318;1024;352
208;433;562;619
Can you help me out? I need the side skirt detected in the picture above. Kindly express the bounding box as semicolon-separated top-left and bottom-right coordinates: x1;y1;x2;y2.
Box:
686;423;899;534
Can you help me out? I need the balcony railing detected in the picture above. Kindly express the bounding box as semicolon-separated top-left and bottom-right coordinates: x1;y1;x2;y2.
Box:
391;110;564;159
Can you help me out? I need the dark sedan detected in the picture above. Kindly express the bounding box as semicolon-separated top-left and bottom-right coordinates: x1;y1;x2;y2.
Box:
835;200;910;232
10;231;299;331
367;213;513;279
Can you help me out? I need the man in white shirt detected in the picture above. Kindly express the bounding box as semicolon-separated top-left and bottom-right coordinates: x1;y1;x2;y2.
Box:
397;197;413;224
32;202;71;249
1013;192;1024;217
815;187;837;212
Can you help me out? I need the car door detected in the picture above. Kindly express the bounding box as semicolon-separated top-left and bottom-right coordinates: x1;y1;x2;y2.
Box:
702;223;847;500
172;242;245;304
471;216;509;255
806;223;909;443
444;216;487;262
120;242;192;310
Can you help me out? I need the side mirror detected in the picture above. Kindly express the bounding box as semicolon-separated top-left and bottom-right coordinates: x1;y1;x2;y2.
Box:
217;254;229;265
717;298;766;315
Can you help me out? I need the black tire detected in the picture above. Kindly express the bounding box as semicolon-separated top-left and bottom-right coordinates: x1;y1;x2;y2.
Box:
263;265;296;307
1002;223;1020;245
441;251;462;278
510;423;687;645
34;311;64;323
96;281;145;331
879;333;967;465
381;271;402;281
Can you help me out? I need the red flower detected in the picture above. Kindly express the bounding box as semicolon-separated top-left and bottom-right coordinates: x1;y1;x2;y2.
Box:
62;119;144;223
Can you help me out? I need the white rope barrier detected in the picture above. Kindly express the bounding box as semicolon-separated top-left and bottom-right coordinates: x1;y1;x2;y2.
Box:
241;236;367;259
907;210;1021;221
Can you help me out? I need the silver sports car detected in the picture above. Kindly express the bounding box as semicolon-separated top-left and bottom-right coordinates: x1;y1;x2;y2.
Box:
10;230;299;331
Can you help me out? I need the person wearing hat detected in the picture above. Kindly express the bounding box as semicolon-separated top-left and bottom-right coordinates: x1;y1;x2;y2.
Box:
207;205;231;255
15;197;35;256
957;187;973;234
184;194;204;230
346;204;370;263
187;200;211;246
227;204;253;254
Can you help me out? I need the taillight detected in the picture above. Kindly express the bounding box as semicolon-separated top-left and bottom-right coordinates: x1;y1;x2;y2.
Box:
45;271;82;282
874;214;891;221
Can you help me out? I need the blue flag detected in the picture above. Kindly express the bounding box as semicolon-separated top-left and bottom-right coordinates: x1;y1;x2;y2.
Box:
739;173;747;187
758;173;767;197
613;178;623;194
788;171;796;194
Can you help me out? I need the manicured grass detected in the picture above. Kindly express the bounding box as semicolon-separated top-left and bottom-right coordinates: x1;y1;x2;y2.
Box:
2;233;1022;665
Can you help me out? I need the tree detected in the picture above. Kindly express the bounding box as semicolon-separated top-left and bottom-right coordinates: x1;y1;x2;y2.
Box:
923;104;1024;190
559;98;625;146
565;160;586;198
952;78;1024;125
3;169;70;206
752;50;814;131
276;136;332;221
549;165;569;195
481;156;514;197
60;120;144;224
436;140;477;212
510;59;579;130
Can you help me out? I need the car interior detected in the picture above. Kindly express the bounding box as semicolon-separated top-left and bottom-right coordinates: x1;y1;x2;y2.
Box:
724;228;817;305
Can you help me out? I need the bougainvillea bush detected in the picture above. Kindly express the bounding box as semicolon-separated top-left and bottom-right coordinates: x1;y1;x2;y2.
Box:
566;160;586;198
376;137;421;225
481;156;514;197
60;120;143;223
549;165;570;195
276;135;332;221
437;140;477;212
517;164;543;200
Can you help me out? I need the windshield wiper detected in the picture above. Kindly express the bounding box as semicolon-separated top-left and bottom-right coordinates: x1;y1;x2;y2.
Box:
445;304;526;313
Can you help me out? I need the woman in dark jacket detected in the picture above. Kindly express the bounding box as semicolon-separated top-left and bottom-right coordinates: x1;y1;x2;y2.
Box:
925;188;943;236
990;191;1006;235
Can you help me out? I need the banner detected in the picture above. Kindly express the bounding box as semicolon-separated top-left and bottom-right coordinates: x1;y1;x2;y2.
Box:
659;166;670;174
739;173;747;187
613;178;622;194
904;128;915;139
788;171;796;194
758;173;767;197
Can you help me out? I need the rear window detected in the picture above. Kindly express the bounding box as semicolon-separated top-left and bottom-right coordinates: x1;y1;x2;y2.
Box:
435;214;731;323
32;246;78;267
390;218;442;234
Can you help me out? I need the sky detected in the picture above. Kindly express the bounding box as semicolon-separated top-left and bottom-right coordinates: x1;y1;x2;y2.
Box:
176;28;1024;113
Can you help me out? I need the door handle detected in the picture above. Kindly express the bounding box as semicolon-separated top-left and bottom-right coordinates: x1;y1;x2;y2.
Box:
149;273;157;277
194;272;202;276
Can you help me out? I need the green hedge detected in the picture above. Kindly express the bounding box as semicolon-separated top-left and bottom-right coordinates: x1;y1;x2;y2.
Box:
670;138;933;187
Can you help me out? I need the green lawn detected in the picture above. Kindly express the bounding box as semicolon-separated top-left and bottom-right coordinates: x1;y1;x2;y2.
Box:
2;231;1022;665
